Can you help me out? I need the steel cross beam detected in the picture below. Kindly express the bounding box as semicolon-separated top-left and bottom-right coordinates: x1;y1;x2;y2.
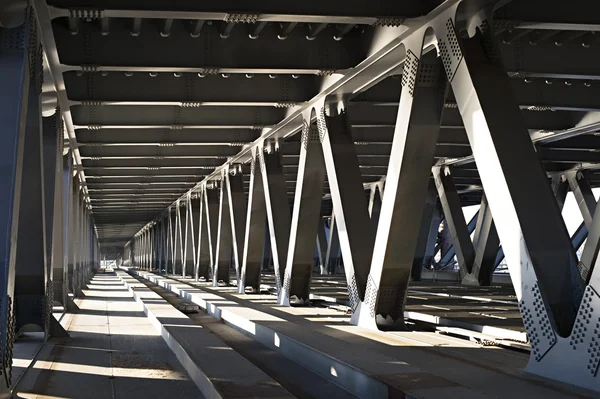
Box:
47;6;411;25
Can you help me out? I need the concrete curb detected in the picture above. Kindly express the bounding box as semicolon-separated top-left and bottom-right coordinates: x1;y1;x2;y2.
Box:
117;270;225;399
123;268;397;399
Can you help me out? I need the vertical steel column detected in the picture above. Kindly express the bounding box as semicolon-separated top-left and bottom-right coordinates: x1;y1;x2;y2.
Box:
565;171;596;229
324;215;341;275
72;182;82;295
150;226;155;270
317;98;374;312
0;17;30;388
138;232;143;269
204;185;220;281
146;228;150;270
60;154;71;305
411;181;439;281
280;112;326;306
183;194;195;277
433;166;476;279
189;195;201;279
42;112;60;305
358;43;447;329
226;167;247;286
196;187;211;281
551;173;569;213
52;150;65;304
315;218;328;275
156;219;163;271
166;208;174;273
368;183;383;232
239;148;266;293
470;193;500;286
213;176;233;286
77;190;85;293
174;203;184;275
0;17;34;375
260;142;291;292
14;32;48;329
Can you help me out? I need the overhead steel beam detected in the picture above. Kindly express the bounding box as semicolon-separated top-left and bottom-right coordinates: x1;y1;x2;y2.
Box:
64;73;317;103
47;3;437;21
494;1;600;31
51;19;367;71
501;41;600;80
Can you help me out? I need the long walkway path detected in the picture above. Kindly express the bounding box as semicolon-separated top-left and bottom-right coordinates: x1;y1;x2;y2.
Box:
14;271;203;399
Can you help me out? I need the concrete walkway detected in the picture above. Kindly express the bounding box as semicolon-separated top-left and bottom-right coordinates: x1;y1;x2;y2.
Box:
13;271;203;399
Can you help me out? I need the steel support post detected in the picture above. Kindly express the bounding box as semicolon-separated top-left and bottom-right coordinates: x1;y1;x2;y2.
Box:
68;173;76;292
368;183;383;233
174;203;184;275
324;216;341;275
60;154;71;305
565;170;597;229
356;44;447;329
183;195;194;277
433;166;476;279
317;99;374;311
42;114;59;283
166;208;174;273
551;174;569;213
315;218;328;275
280;113;326;306
150;226;155;270
239;148;266;293
145;229;150;270
52;152;65;305
0;14;31;388
260;143;291;292
226;167;247;286
189;196;201;279
205;183;220;281
195;189;209;281
470;193;500;286
262;225;272;271
72;184;83;296
411;181;439;281
157;219;164;271
213;177;233;286
43;111;63;323
435;11;588;389
141;232;144;268
14;26;47;332
143;230;147;269
76;193;85;294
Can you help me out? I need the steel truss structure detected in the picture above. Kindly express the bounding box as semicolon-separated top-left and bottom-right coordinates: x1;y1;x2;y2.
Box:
0;5;99;394
3;0;600;394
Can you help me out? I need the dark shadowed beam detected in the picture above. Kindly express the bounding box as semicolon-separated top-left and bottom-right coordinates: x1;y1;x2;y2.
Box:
500;41;600;80
64;73;318;104
70;105;286;127
495;0;600;30
52;18;368;70
349;103;585;132
356;76;600;112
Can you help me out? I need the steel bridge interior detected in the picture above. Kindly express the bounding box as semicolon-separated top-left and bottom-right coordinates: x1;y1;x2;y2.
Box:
2;0;600;397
